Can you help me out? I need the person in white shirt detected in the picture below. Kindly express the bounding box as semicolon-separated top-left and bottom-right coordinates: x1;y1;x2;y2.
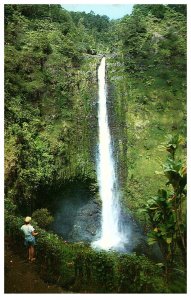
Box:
20;216;38;262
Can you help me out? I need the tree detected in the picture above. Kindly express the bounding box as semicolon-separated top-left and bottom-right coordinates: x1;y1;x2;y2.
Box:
167;4;187;16
132;4;167;19
117;3;187;93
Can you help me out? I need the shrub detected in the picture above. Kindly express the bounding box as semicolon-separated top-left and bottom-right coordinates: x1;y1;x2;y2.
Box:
32;208;54;229
5;209;167;293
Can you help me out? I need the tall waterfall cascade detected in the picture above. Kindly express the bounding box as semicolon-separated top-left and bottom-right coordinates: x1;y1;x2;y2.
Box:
92;57;127;251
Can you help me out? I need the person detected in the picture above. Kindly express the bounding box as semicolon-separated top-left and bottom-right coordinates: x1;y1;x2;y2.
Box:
20;216;38;262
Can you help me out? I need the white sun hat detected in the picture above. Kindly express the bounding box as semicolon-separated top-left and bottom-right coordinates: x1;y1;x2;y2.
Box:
25;216;31;223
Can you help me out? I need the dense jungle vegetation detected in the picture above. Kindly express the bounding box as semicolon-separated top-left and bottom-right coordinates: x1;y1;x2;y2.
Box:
5;4;187;293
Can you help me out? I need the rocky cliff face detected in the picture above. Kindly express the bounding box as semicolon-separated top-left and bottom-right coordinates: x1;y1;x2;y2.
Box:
46;181;97;240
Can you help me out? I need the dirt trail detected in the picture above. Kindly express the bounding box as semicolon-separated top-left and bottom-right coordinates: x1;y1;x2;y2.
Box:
5;239;66;293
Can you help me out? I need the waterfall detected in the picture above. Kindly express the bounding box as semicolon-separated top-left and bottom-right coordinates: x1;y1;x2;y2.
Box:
92;57;127;251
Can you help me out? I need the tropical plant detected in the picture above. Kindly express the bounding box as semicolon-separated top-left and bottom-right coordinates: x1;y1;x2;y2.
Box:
145;135;186;275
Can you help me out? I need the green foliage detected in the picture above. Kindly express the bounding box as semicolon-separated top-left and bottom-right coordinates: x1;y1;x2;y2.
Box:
73;249;167;293
70;10;110;52
145;135;186;274
32;208;54;229
5;207;167;293
106;9;186;291
4;4;187;293
117;254;166;293
5;4;99;210
118;4;186;80
107;5;186;228
4;199;17;219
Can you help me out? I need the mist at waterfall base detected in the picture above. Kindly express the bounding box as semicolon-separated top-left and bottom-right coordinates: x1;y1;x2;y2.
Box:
48;181;142;253
91;57;129;252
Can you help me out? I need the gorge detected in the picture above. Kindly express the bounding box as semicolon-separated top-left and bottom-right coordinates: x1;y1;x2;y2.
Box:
4;4;187;293
50;56;144;254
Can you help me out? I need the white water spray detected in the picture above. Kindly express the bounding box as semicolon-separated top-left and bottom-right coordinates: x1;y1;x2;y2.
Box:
92;57;126;251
